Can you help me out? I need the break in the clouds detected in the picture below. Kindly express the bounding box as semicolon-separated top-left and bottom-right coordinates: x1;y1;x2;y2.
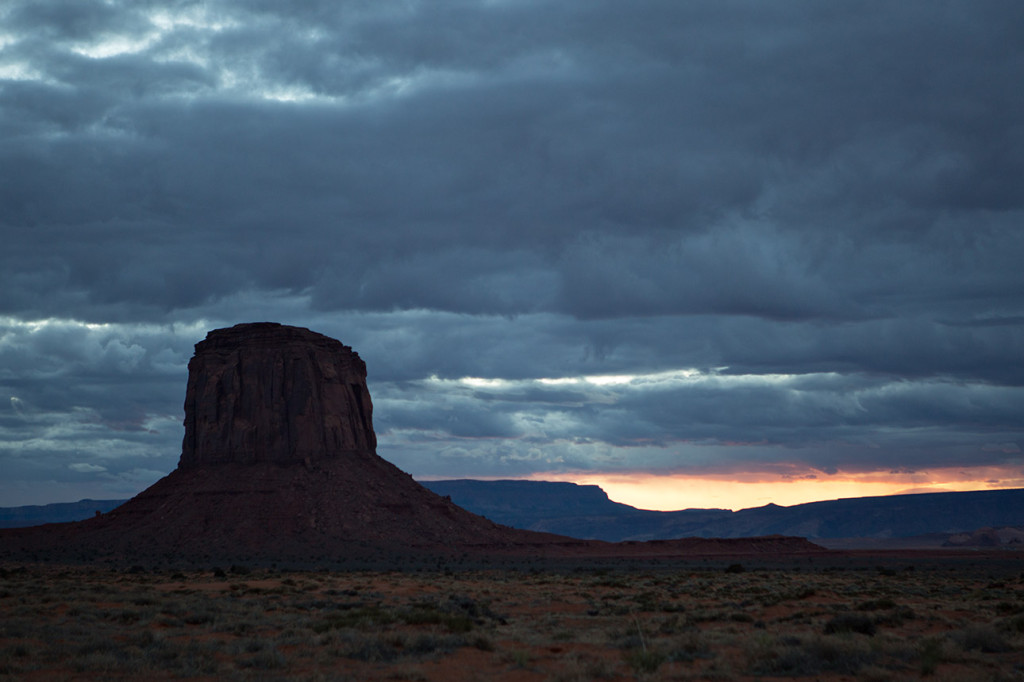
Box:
1;0;1023;506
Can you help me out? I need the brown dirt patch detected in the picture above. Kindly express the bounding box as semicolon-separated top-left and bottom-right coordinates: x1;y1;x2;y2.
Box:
2;558;1022;680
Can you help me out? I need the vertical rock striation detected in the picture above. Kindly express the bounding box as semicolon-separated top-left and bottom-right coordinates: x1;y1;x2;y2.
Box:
179;322;376;469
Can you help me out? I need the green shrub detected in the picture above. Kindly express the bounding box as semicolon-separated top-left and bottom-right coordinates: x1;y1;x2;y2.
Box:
824;613;876;636
330;633;400;662
623;647;666;673
1000;614;1024;633
953;624;1013;653
238;644;286;669
747;634;874;676
856;597;896;611
312;605;397;633
918;637;946;676
401;606;473;632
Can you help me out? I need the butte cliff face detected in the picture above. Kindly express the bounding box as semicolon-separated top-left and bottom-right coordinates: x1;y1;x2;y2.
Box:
0;323;824;565
179;323;376;468
0;323;571;564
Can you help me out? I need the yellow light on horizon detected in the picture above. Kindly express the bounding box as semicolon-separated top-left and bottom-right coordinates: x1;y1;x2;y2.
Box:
526;467;1024;511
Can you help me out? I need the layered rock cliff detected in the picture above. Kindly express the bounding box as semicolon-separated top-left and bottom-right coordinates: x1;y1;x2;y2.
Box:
179;323;376;468
0;323;570;563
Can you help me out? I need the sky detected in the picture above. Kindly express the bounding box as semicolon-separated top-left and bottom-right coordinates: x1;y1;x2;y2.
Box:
1;1;1023;511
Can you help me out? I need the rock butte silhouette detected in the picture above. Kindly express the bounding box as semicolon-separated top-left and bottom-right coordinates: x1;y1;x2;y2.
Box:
0;323;822;566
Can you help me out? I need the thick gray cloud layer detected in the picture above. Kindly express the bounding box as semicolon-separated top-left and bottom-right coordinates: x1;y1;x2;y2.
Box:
1;0;1022;505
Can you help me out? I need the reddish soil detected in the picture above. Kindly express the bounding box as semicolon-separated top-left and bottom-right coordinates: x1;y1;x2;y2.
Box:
2;556;1022;681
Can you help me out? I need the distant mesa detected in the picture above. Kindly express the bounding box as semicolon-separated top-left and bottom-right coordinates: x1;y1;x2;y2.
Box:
943;526;1024;548
0;322;821;566
421;480;1024;547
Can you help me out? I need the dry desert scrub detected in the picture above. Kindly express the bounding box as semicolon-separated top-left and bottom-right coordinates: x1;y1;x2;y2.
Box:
1;559;1023;681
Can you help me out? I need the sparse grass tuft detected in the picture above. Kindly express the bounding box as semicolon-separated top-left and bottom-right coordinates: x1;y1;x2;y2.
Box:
746;632;876;676
824;612;877;636
919;636;947;676
4;561;1024;680
953;623;1014;653
623;647;666;673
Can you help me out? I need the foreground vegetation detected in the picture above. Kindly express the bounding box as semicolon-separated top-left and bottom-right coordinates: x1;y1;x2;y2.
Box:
1;558;1023;681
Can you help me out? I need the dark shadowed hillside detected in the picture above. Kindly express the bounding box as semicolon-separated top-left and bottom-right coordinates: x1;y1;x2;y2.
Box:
0;499;126;528
420;479;732;540
422;481;1024;543
8;480;1024;545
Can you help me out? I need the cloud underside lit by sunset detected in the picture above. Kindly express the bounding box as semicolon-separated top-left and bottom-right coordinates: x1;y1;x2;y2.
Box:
0;1;1022;507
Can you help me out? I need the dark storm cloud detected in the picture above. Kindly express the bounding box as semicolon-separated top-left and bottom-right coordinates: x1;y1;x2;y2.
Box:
369;365;1024;477
4;0;1020;324
1;0;1023;503
5;0;148;41
0;318;196;503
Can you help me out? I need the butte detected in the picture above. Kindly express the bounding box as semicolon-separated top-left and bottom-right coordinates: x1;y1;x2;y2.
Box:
1;323;823;566
2;323;567;565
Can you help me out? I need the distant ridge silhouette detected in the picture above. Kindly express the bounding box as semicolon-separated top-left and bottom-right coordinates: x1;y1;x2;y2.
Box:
7;485;1023;547
421;480;1024;546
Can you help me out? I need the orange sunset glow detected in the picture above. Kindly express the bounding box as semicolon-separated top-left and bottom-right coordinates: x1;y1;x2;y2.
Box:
528;466;1024;512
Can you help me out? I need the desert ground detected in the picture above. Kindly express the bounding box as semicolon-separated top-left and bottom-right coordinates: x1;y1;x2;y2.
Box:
2;554;1023;681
